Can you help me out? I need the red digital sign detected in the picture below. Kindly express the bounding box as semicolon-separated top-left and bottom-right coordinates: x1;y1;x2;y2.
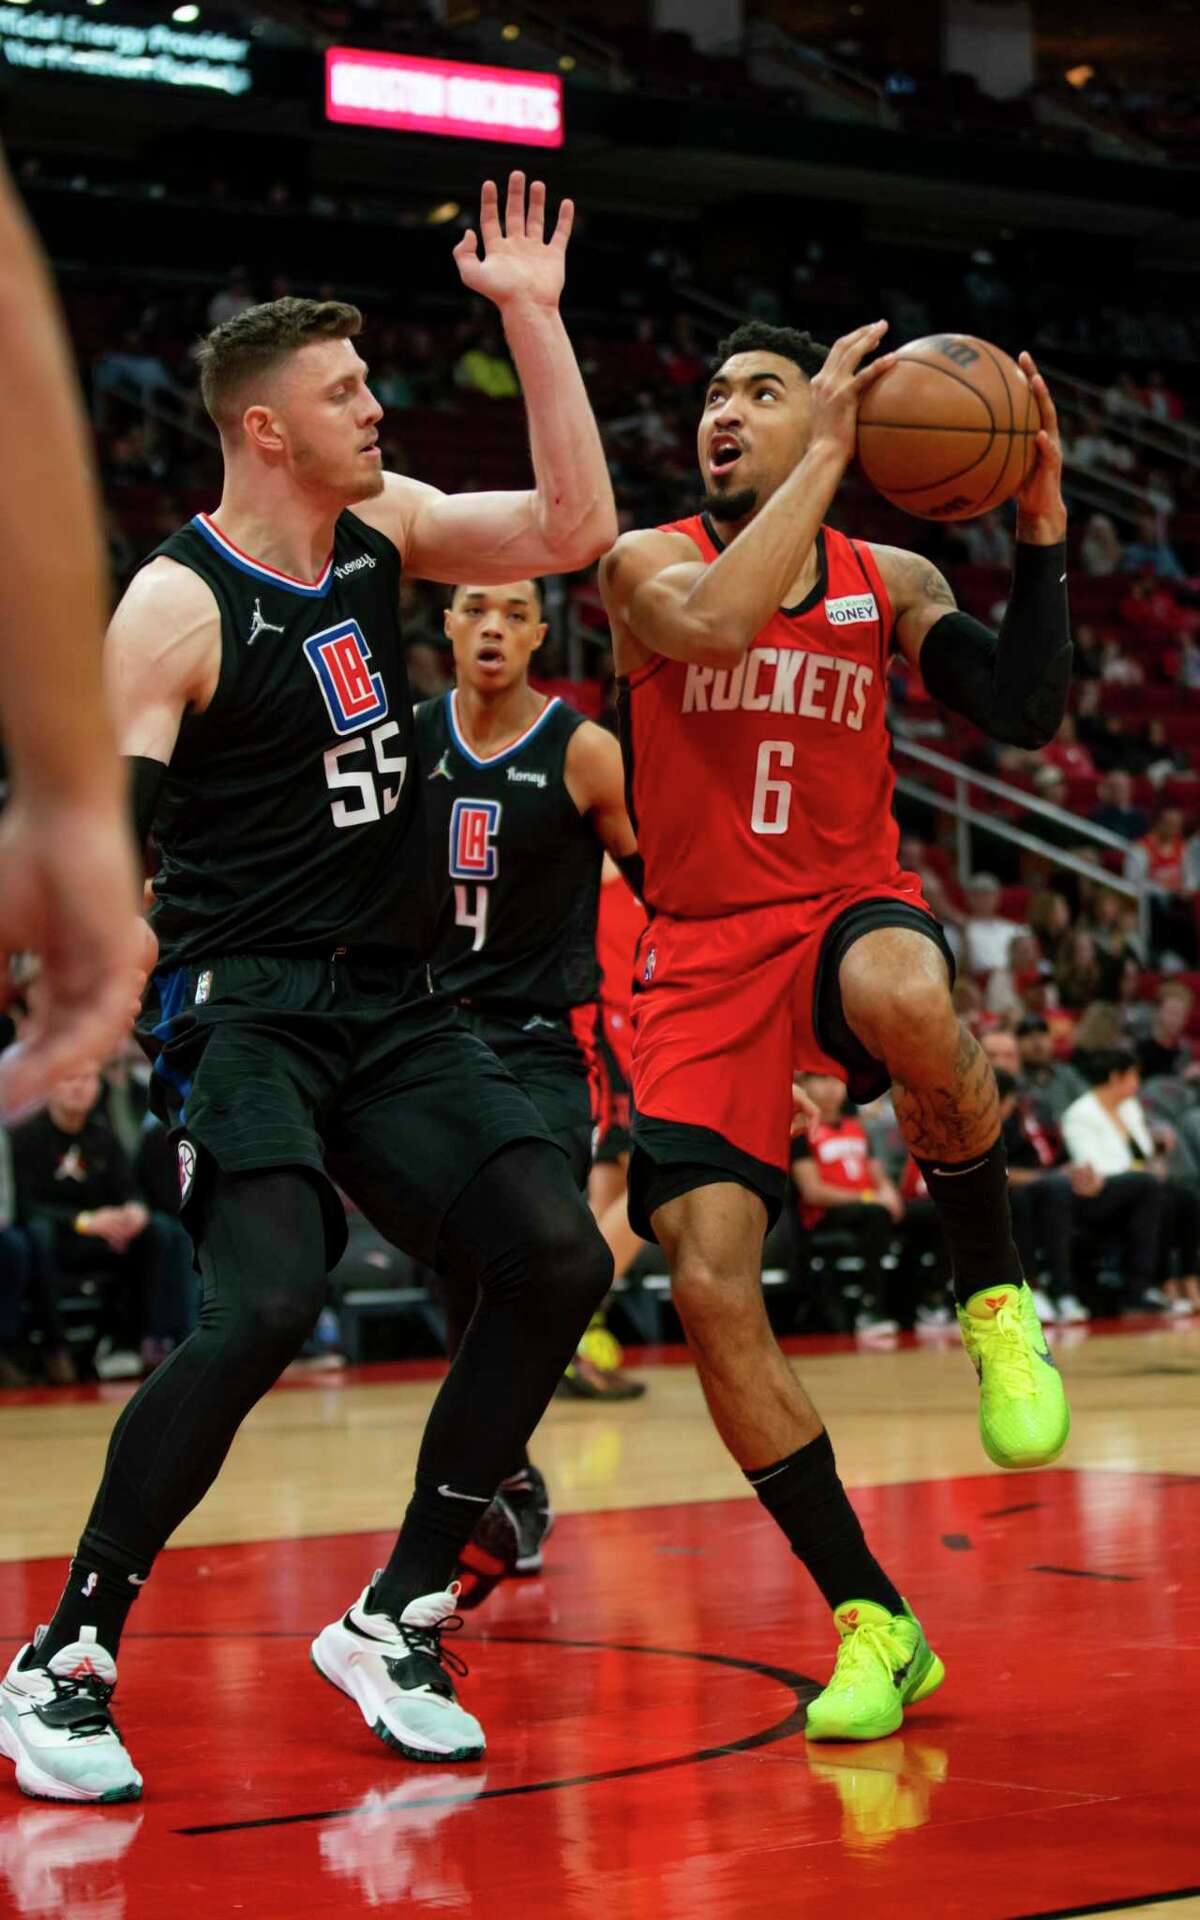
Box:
326;48;564;148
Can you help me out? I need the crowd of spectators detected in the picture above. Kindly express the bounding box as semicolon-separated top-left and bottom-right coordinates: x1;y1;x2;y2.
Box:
788;835;1200;1338
3;160;1199;1376
0;1047;195;1389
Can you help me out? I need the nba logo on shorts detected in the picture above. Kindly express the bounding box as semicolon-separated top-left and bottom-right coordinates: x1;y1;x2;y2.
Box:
195;969;213;1006
449;798;501;880
644;947;657;983
178;1139;197;1205
303;619;389;737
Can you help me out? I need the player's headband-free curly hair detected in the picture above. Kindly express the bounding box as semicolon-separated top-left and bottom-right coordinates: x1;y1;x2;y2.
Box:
195;296;364;429
712;322;829;380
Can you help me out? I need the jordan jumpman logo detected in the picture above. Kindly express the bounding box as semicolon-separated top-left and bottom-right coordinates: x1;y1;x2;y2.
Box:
247;597;286;646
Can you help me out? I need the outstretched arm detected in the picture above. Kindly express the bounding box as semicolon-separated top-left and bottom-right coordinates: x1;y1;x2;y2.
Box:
876;356;1071;750
392;175;616;583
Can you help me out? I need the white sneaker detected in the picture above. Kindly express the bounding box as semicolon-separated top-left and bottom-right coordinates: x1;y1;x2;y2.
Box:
0;1628;142;1803
1031;1288;1059;1324
312;1580;485;1763
1056;1294;1091;1323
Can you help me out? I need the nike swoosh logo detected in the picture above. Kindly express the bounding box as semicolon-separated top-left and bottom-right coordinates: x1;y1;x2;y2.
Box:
437;1484;490;1503
1036;1348;1058;1370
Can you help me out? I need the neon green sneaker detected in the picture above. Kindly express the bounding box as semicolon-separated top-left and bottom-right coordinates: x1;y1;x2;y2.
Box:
957;1281;1070;1469
805;1599;944;1743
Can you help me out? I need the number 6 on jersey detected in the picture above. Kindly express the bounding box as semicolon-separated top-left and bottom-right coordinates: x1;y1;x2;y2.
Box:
751;739;794;836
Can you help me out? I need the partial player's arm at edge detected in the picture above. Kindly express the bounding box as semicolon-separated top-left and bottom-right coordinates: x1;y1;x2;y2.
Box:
103;558;221;843
564;722;637;863
872;540;1072;751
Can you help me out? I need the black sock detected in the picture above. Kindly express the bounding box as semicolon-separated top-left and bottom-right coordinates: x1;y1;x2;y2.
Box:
915;1136;1023;1306
374;1479;494;1619
27;1552;146;1667
746;1430;903;1616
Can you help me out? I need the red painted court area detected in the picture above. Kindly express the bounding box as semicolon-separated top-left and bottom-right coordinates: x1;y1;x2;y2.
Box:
1;1468;1198;1919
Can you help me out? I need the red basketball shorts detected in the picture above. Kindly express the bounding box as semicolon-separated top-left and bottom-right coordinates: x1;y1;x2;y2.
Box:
630;873;936;1178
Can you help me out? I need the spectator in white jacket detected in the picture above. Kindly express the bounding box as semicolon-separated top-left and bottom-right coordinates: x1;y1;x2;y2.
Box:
1063;1048;1198;1312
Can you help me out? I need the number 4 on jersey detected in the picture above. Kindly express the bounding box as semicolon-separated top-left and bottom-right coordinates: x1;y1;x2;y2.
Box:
449;799;501;952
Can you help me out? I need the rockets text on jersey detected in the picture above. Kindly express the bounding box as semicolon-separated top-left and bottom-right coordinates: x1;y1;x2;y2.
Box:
617;514;904;918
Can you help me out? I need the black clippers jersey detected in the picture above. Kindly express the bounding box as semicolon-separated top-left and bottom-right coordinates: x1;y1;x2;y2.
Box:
148;510;429;967
415;691;602;1009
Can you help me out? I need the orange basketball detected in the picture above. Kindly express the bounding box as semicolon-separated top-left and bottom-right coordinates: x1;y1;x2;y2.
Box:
856;333;1037;521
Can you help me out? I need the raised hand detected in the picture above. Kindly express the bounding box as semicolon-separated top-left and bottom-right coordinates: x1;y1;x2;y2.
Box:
808;320;894;468
452;172;573;313
1016;351;1067;543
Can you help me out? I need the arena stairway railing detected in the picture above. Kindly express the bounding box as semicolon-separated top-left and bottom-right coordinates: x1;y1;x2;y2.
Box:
890;735;1151;953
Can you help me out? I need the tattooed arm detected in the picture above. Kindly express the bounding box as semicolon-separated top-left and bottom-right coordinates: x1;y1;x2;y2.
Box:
869;546;958;666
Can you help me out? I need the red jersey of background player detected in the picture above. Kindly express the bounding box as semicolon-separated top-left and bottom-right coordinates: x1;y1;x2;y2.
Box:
619;512;900;918
796;1116;874;1230
595;867;648;1082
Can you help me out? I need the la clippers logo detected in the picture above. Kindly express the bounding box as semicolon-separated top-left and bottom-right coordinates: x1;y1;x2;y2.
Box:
178;1139;196;1205
449;798;501;881
303;619;389;737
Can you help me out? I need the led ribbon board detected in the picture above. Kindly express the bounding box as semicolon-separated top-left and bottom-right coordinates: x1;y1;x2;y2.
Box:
0;6;251;94
326;47;563;148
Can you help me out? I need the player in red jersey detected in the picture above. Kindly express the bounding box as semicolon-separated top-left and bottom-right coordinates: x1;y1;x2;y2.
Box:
600;318;1074;1741
587;858;649;1283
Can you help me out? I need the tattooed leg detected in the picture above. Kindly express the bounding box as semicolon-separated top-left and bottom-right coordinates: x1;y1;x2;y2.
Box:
838;927;1022;1299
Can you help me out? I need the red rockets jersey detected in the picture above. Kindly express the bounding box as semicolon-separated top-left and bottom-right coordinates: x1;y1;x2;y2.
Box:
618;513;902;918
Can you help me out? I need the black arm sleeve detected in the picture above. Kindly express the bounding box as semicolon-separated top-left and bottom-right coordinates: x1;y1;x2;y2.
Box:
128;755;166;852
917;540;1072;749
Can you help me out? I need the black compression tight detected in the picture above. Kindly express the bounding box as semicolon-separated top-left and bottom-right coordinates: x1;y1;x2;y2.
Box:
375;1142;611;1611
78;1168;330;1579
40;1143;609;1658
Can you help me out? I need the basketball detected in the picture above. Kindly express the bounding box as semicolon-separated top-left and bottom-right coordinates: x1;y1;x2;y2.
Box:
856;333;1037;521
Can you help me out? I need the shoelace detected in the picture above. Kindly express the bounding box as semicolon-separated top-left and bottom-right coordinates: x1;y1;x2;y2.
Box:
398;1611;469;1683
831;1620;903;1687
978;1297;1036;1398
43;1672;118;1741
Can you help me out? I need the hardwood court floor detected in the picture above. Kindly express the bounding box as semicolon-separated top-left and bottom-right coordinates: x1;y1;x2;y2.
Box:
1;1320;1198;1919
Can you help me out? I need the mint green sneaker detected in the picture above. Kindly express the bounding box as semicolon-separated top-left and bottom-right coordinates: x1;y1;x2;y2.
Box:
958;1281;1070;1469
805;1599;944;1743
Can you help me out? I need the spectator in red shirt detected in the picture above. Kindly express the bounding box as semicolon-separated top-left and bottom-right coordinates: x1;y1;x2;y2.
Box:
791;1075;904;1337
1041;714;1096;781
1141;370;1185;423
1127;806;1199;964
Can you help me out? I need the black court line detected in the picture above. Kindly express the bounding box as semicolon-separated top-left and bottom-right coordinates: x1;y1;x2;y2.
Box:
176;1633;815;1838
984;1502;1044;1518
1029;1565;1137;1583
1011;1882;1200;1918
